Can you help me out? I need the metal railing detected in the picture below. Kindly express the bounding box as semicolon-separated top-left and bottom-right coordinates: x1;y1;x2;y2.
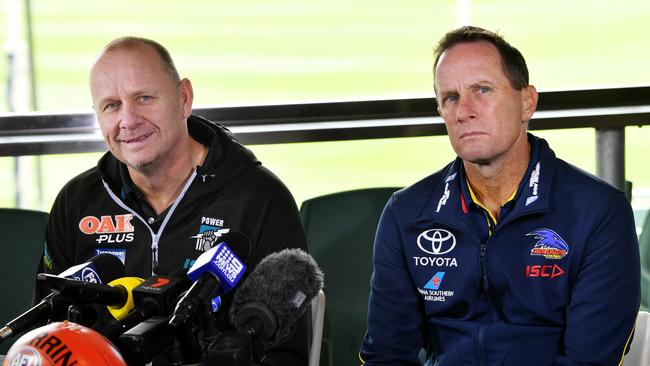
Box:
1;86;649;190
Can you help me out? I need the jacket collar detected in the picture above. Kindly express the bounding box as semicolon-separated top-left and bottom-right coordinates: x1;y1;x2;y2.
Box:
415;134;557;227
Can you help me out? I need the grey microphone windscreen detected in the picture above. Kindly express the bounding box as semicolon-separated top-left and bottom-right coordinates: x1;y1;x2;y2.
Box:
230;248;324;347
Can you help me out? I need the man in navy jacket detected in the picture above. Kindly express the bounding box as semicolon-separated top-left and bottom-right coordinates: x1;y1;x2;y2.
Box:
360;26;640;365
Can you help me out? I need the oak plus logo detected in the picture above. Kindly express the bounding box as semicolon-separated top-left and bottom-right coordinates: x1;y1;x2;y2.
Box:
414;229;458;267
79;214;135;244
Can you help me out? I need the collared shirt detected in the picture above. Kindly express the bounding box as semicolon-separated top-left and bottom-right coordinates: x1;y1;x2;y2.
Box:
457;138;542;242
463;178;517;240
118;163;170;232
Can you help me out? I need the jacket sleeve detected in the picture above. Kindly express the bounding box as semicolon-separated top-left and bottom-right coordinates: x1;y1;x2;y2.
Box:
555;191;640;365
359;197;427;365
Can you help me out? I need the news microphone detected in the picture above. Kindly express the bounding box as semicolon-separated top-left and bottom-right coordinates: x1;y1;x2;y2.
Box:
37;274;144;328
56;253;124;283
101;269;190;341
230;248;324;348
36;273;128;306
0;253;124;343
111;270;194;363
168;232;250;329
106;277;145;320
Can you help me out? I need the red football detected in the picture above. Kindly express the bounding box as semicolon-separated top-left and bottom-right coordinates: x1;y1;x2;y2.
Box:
3;321;126;366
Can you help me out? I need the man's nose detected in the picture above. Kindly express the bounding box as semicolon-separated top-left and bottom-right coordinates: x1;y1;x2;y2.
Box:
118;102;141;129
456;96;477;122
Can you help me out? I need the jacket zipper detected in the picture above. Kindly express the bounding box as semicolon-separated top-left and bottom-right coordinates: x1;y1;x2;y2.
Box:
477;240;489;366
151;238;159;275
478;207;493;365
477;322;487;366
102;172;197;276
479;242;489;292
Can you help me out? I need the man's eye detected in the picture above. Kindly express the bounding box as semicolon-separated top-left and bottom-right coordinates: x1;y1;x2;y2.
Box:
479;87;490;94
138;95;152;102
446;95;458;103
104;102;118;112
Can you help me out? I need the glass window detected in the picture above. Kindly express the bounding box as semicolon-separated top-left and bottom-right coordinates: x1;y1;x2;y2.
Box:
0;0;648;226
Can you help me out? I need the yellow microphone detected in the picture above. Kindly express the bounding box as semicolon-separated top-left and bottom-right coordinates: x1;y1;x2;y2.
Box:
106;277;145;320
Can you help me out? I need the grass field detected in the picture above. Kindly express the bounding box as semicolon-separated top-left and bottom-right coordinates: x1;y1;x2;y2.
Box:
0;0;649;215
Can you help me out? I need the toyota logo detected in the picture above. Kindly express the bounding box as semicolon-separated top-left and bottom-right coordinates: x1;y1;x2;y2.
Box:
417;229;456;255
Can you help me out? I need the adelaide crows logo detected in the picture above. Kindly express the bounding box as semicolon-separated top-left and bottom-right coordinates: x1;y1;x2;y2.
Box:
526;228;569;259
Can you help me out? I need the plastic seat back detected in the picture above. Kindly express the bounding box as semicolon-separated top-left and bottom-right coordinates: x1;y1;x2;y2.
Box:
0;208;48;353
300;188;398;366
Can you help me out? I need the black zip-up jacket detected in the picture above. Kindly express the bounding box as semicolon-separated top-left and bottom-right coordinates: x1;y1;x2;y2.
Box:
37;115;309;365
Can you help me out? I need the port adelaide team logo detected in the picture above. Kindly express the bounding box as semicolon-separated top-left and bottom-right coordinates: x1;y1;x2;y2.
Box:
414;228;458;267
190;216;230;252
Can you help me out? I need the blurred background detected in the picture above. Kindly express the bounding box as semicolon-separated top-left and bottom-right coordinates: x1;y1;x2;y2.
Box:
0;0;649;228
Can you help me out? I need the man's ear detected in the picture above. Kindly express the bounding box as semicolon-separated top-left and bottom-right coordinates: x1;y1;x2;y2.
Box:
521;85;538;122
179;78;194;118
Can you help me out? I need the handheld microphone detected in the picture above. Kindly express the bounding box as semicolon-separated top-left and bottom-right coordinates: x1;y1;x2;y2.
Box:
36;274;144;327
56;254;123;283
0;253;124;343
101;269;190;341
106;277;145;320
168;232;250;329
36;273;128;306
230;248;324;348
111;270;194;363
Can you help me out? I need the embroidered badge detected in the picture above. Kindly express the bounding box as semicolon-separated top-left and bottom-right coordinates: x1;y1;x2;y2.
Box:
527;228;569;259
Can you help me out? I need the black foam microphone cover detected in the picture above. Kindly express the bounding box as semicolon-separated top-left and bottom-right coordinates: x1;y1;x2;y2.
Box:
230;248;324;348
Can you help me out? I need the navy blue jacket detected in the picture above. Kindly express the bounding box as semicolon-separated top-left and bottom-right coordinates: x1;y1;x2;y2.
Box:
360;135;640;365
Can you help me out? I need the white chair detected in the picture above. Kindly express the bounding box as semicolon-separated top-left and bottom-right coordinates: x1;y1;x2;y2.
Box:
309;290;326;366
623;310;650;366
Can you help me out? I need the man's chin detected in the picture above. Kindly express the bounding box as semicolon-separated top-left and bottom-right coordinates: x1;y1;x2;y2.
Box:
116;153;157;172
459;151;493;166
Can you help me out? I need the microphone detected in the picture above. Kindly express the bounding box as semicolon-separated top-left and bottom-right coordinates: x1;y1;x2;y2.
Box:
56;253;124;283
230;248;324;348
106;277;145;320
168;232;250;329
36;273;129;306
112;270;194;364
101;269;191;341
36;274;144;327
0;253;124;343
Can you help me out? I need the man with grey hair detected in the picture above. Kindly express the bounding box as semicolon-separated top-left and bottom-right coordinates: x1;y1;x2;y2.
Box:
37;37;309;365
360;26;639;365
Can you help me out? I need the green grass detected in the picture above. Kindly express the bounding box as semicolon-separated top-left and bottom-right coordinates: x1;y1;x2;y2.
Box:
0;0;649;211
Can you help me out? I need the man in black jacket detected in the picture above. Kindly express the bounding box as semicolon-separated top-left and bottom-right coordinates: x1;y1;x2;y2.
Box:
38;36;309;365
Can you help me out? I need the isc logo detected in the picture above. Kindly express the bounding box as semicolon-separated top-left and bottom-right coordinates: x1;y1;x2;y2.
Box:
525;264;565;278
